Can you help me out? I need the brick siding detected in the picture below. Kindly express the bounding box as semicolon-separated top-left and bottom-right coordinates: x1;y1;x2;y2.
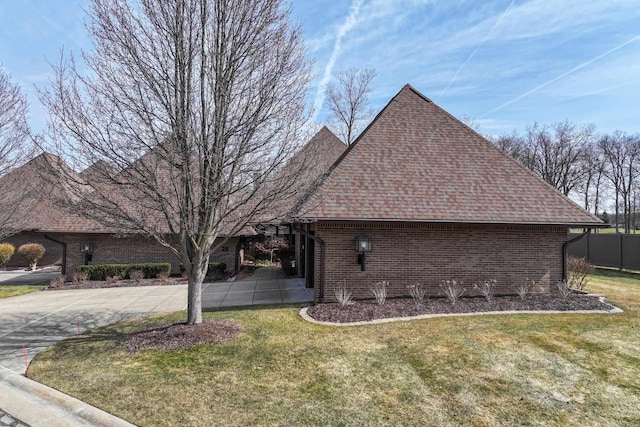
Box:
63;233;239;279
312;222;568;302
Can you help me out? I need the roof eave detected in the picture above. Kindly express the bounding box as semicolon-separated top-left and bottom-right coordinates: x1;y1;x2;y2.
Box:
289;217;606;227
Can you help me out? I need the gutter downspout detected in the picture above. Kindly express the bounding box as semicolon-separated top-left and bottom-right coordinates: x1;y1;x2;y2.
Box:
44;234;67;275
293;224;326;302
563;230;589;281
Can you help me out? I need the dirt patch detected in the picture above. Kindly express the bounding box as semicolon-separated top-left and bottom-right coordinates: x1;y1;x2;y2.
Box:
306;293;617;324
123;318;243;352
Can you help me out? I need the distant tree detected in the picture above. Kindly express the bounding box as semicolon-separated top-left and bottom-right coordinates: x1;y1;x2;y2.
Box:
0;67;35;239
599;131;640;233
492;121;595;197
577;141;608;216
39;0;312;325
523;121;595;196
324;68;376;145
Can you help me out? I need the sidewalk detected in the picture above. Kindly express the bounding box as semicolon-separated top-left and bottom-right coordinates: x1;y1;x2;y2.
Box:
0;367;134;427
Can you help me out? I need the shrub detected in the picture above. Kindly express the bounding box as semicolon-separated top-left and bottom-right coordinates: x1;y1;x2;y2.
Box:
156;271;170;282
568;256;594;290
76;263;171;281
556;279;572;300
106;275;121;285
334;281;354;306
208;262;227;274
407;284;427;307
130;269;145;284
0;243;15;269
370;281;388;305
515;279;533;300
474;279;496;303
49;275;65;288
440;280;464;305
17;243;46;271
73;271;88;286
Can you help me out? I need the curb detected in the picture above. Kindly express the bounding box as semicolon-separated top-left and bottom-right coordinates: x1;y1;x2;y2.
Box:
299;296;623;327
0;367;135;427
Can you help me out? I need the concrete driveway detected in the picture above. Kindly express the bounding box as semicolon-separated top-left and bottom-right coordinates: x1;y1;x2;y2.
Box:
0;267;62;286
0;285;187;374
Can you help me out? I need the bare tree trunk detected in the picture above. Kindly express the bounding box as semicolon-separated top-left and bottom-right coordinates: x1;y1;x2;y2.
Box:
39;0;312;325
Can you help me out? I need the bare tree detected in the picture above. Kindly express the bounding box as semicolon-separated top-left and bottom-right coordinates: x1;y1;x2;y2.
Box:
493;121;596;197
0;67;34;239
324;68;376;145
39;0;311;324
523;121;595;196
599;132;640;233
578;141;608;217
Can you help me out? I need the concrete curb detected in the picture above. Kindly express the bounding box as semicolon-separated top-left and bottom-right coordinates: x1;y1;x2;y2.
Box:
0;367;136;427
299;296;623;327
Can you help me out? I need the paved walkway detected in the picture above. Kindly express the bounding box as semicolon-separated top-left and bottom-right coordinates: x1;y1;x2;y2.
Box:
202;267;313;308
0;267;313;426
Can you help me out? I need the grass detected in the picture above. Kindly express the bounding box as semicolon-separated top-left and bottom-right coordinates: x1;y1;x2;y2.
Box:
28;271;640;426
0;285;46;299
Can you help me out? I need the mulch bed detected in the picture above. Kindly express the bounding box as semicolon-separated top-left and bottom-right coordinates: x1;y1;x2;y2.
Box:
122;318;243;352
47;277;189;290
306;293;617;324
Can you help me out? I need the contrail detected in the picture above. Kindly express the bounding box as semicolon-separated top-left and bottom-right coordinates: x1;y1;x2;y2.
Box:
311;0;365;122
437;0;516;101
480;33;640;118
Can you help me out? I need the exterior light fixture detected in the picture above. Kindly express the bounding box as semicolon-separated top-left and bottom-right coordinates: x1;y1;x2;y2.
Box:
355;236;372;271
80;242;94;265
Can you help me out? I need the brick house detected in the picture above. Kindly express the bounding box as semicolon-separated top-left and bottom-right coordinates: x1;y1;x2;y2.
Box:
1;154;252;276
291;85;603;302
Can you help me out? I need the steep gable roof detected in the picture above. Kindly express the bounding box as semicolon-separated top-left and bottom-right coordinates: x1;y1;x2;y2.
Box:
294;85;602;226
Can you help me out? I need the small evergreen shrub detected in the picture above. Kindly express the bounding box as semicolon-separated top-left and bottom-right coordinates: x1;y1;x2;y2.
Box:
76;263;171;281
18;243;46;271
0;243;15;269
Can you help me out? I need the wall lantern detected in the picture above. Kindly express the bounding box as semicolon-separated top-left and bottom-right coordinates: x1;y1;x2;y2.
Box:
80;242;94;265
355;236;372;271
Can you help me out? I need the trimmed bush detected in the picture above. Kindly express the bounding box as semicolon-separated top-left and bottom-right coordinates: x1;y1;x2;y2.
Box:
76;263;171;281
18;243;46;271
0;243;15;269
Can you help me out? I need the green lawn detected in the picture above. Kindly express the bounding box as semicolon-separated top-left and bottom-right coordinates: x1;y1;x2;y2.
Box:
0;285;46;299
29;271;640;426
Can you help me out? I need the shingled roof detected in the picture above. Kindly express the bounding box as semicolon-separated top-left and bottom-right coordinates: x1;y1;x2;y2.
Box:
294;85;603;226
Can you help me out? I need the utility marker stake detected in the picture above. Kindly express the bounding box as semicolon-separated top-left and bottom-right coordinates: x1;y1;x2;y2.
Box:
76;315;81;334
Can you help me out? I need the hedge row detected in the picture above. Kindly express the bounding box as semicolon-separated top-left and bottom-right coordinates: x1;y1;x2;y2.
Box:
76;263;171;281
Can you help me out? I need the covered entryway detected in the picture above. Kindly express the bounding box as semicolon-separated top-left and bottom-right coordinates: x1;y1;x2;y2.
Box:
201;266;313;308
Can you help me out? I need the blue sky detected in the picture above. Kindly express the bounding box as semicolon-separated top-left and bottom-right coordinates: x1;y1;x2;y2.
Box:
1;0;639;137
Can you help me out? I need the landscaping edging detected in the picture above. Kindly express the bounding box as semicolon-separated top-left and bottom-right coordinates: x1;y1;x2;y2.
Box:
299;295;623;327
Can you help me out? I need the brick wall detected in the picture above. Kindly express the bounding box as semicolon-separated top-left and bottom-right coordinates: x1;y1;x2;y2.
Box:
63;234;239;279
313;222;568;302
3;232;64;268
